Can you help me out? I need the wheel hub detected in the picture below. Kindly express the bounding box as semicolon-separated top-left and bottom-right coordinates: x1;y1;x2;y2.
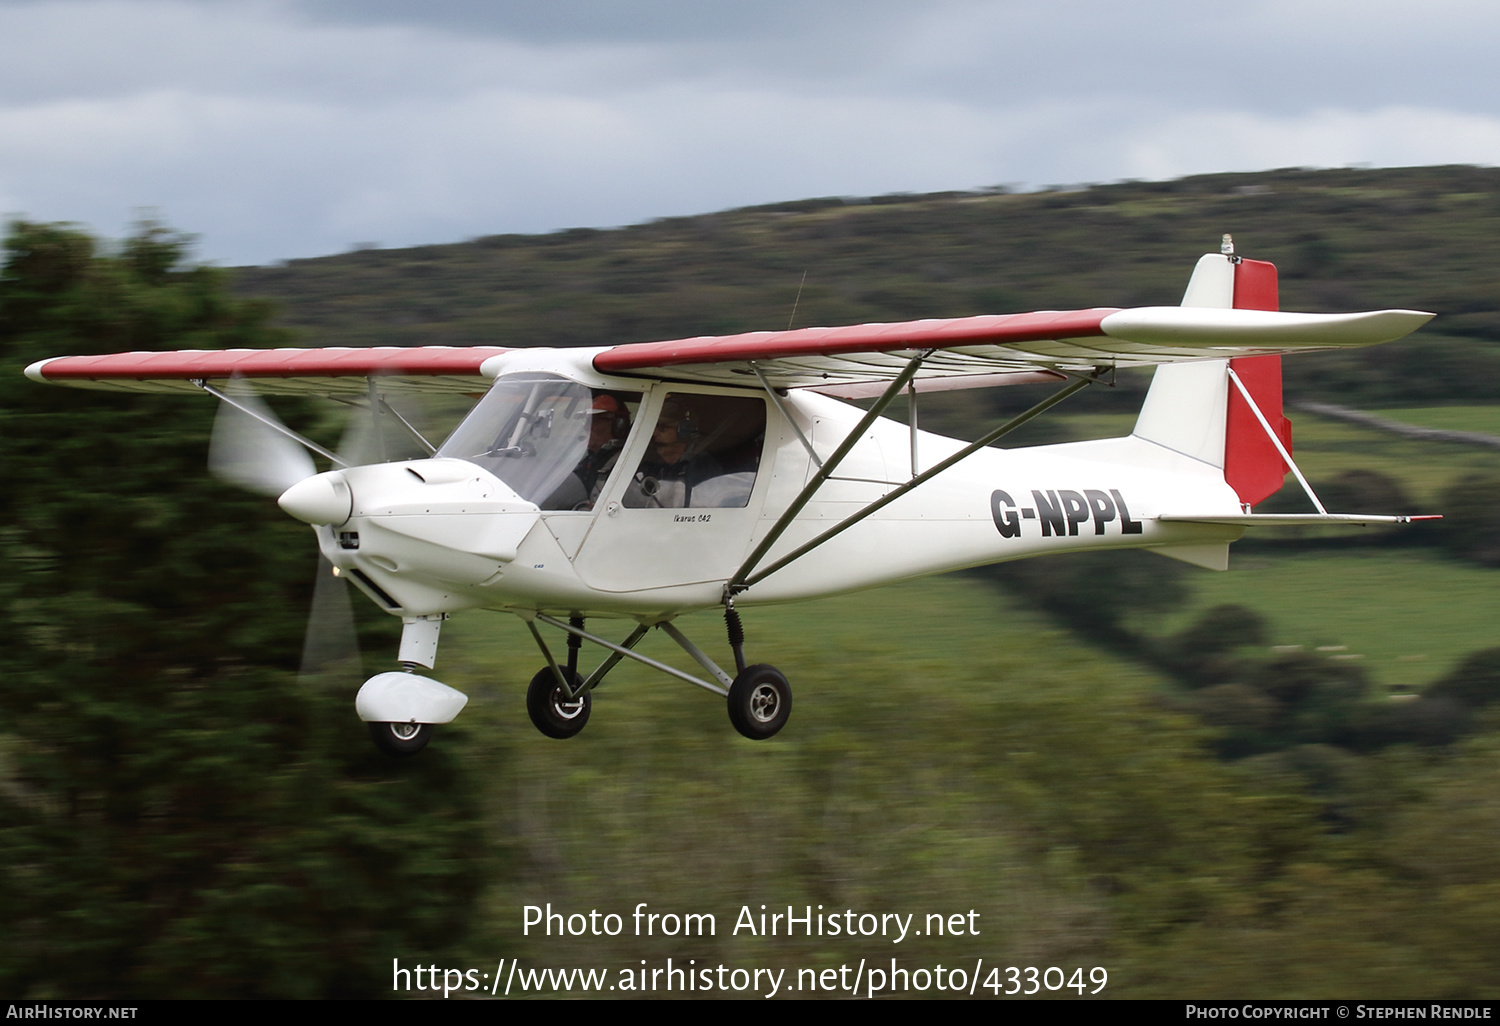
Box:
391;722;421;740
748;683;780;722
552;689;586;720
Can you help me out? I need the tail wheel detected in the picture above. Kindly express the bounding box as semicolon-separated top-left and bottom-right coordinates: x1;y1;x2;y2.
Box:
727;664;791;740
527;667;591;739
368;721;433;756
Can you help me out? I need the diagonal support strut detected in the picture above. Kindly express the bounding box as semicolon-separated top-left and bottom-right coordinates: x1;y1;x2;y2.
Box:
730;350;932;592
734;372;1097;591
533;614;731;697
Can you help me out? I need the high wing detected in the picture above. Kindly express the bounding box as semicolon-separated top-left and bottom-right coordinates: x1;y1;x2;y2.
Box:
25;306;1431;397
591;306;1433;392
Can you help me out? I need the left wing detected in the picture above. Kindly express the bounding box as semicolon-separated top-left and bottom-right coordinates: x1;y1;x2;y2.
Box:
24;346;510;395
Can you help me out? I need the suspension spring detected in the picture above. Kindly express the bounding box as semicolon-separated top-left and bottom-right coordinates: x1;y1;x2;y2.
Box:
724;602;747;675
567;615;584;676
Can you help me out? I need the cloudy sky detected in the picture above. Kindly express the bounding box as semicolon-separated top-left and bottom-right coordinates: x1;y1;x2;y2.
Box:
2;0;1498;265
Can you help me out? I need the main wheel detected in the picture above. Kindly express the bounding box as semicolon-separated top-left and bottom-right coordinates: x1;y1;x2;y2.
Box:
727;664;791;740
527;667;592;739
368;721;433;756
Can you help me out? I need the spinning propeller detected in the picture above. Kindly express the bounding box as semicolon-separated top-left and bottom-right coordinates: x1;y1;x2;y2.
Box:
207;389;319;498
207;387;423;679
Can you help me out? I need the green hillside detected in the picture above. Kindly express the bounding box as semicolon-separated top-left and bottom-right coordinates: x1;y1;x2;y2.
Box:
233;164;1500;412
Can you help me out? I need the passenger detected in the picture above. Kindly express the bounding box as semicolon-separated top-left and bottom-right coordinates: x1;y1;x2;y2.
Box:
633;400;723;508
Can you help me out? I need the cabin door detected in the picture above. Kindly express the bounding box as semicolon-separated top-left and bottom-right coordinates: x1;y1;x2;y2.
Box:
571;388;769;593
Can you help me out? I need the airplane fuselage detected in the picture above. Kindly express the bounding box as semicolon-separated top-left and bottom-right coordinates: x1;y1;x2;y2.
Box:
301;372;1243;623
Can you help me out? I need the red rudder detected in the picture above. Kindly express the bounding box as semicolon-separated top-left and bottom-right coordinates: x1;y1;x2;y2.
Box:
1225;259;1292;507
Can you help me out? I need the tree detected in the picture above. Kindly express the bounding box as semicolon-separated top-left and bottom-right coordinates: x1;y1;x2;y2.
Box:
1440;474;1500;567
975;549;1190;650
0;221;485;998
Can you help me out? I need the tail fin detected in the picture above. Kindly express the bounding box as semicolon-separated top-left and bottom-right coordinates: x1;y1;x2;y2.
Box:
1132;253;1291;508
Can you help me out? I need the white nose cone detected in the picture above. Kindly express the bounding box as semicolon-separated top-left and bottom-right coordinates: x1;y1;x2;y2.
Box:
278;471;353;525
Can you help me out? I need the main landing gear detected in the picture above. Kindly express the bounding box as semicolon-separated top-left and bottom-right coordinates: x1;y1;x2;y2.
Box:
721;600;791;740
521;602;791;741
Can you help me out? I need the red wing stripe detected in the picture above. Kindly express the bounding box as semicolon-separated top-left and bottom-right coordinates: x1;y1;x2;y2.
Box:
592;309;1117;372
30;346;509;382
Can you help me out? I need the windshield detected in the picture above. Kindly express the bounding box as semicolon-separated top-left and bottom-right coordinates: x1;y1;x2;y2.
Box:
437;376;640;509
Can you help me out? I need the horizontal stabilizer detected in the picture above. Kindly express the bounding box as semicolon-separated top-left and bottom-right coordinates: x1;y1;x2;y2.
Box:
1159;513;1442;526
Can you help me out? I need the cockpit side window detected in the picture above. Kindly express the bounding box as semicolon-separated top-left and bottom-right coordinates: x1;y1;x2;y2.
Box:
622;393;766;509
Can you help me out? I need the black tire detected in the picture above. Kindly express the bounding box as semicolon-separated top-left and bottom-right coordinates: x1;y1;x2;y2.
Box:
727;664;791;740
527;667;591;739
368;721;433;756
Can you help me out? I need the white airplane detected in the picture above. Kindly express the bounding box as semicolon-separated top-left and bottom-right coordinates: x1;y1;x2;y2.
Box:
26;242;1437;753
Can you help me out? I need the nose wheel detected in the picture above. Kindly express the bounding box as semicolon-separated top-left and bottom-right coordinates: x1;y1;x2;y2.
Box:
727;664;791;740
527;667;592;739
368;721;433;756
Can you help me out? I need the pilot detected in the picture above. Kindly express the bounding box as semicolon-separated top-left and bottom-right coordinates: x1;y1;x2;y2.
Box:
632;400;722;507
544;393;630;510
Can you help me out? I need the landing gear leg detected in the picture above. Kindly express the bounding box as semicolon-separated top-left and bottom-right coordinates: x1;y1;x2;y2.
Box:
359;614;462;756
724;599;748;675
722;599;790;740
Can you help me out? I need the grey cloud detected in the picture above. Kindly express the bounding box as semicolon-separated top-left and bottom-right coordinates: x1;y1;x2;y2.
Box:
288;0;926;44
2;0;1498;265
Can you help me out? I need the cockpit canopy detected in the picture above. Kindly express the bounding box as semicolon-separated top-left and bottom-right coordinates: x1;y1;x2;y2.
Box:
437;376;641;509
440;374;768;512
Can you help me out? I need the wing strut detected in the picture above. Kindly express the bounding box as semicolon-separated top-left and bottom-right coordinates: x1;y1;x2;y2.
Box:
331;385;438;456
730;370;1098;594
730;350;932;594
196;380;348;467
751;362;822;469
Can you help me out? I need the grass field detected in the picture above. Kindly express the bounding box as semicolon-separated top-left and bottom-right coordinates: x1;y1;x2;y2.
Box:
1285;412;1499;501
1137;549;1500;691
1374;405;1500;436
1039;408;1499;690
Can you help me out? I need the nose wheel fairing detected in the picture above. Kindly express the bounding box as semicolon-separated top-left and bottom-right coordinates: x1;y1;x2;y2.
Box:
355;671;468;725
